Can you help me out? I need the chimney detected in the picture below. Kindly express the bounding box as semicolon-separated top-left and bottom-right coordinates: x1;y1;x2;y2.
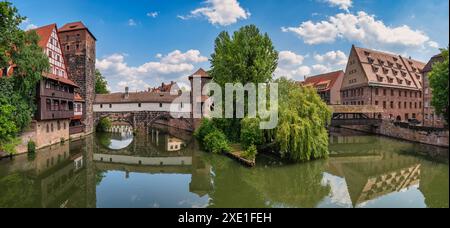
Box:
124;87;129;99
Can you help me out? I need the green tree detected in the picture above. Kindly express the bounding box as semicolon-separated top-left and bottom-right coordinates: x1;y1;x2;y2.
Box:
1;2;49;154
209;25;278;142
95;69;109;94
210;24;278;86
428;47;449;124
272;78;331;162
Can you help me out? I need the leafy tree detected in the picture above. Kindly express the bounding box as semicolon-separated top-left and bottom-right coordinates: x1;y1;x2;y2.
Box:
240;117;263;149
208;25;278;144
428;47;449;124
95;69;109;94
210;24;278;86
1;2;49;154
194;118;217;143
96;117;111;132
272;78;331;162
203;129;231;154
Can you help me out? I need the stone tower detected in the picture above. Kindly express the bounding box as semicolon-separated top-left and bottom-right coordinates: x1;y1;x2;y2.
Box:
189;68;212;128
58;22;97;134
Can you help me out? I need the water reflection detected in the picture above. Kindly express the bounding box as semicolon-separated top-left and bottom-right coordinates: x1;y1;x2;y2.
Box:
0;127;448;208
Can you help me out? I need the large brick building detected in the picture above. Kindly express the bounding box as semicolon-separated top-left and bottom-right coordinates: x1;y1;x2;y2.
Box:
422;54;446;128
341;45;425;122
58;22;97;135
302;70;344;105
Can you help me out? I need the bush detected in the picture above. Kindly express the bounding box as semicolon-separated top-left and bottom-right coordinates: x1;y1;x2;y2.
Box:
242;144;258;160
203;130;231;154
194;118;217;143
241;117;263;149
96;117;111;132
27;140;36;154
213;118;241;142
0;138;20;155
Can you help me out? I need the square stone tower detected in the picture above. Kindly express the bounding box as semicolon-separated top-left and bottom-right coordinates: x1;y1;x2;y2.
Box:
58;22;97;134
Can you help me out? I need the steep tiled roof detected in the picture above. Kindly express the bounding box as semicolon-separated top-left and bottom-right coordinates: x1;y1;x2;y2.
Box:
303;70;344;91
95;92;190;104
59;21;97;40
353;46;425;90
32;24;56;49
43;72;79;87
422;54;444;73
189;68;211;79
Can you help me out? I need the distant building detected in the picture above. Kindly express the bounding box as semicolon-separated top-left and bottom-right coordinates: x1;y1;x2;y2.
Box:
150;81;181;94
422;54;446;128
341;45;425;122
58;21;97;135
32;24;78;147
189;68;213;122
302;70;344;105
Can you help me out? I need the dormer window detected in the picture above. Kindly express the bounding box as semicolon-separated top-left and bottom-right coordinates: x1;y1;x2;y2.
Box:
406;80;411;86
401;71;407;77
397;63;403;69
393;57;398;62
387;61;394;67
382;67;389;74
397;78;403;84
376;74;384;82
387;77;394;83
378;59;385;65
416;74;421;80
372;65;379;73
364;51;371;56
393;70;398;76
368;57;375;64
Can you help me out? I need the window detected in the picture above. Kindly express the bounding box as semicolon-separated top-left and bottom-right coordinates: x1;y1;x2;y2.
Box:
159;103;163;108
383;89;387;96
138;103;142;108
419;102;422;109
383;101;387;109
390;101;394;109
405;113;409;120
375;101;379;106
410;102;413;109
46;124;49;133
76;44;80;50
412;113;416;119
375;88;379;95
57;121;61;130
404;102;407;109
109;104;112;108
46;99;51;111
66;45;70;51
399;90;402;97
51;123;54;132
391;89;394;96
398;102;402;109
100;104;103;108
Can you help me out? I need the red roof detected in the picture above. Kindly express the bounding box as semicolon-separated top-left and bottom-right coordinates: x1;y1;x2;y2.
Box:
74;93;85;102
302;70;344;91
32;24;57;49
59;21;97;41
43;72;79;87
189;68;211;79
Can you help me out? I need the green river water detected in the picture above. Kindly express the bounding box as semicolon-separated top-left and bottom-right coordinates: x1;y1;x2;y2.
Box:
0;127;448;208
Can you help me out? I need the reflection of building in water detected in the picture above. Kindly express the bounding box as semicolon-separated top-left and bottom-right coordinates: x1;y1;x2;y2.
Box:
94;130;213;197
327;152;421;207
0;138;96;208
166;135;185;152
108;122;133;135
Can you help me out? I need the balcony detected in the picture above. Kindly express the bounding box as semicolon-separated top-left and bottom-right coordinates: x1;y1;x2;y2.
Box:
38;110;74;120
69;125;85;135
40;87;74;100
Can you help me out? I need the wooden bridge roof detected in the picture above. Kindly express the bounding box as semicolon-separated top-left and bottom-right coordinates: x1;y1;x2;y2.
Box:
329;105;384;114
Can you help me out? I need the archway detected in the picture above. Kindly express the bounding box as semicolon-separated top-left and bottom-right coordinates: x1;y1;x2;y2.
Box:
396;116;402;122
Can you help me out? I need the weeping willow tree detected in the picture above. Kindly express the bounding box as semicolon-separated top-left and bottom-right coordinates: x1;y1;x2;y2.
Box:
273;78;331;162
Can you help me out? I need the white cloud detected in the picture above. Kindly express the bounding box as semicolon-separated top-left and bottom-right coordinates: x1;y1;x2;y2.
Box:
325;0;353;12
147;12;159;18
428;41;440;49
275;51;310;80
314;50;347;66
128;19;137;26
96;50;208;92
282;11;436;52
25;24;38;31
312;64;330;74
275;50;348;80
180;0;250;26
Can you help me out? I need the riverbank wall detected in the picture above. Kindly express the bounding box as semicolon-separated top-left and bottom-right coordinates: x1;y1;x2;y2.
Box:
341;120;449;148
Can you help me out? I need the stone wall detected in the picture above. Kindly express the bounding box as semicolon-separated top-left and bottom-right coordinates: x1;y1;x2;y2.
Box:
342;120;449;147
34;119;71;149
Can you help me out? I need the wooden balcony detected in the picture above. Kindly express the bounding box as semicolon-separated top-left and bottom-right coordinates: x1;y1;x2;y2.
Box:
38;110;74;120
40;87;74;100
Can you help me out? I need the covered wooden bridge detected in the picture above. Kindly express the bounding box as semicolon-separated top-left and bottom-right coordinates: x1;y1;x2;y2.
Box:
328;105;383;127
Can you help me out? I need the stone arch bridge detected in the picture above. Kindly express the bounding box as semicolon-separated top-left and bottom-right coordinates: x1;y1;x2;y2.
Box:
94;111;194;132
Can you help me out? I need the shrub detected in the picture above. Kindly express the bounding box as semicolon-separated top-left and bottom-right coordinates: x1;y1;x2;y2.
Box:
0;138;20;155
241;117;263;149
96;117;112;132
194;118;217;143
27;140;36;154
242;144;258;160
203;130;231;154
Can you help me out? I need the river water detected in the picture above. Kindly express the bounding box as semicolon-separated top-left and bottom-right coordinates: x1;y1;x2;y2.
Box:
0;127;448;208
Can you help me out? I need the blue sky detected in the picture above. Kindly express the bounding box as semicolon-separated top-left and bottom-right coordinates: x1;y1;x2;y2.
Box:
11;0;449;92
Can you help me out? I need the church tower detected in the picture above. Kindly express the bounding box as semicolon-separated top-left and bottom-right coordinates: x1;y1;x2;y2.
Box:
58;22;97;134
